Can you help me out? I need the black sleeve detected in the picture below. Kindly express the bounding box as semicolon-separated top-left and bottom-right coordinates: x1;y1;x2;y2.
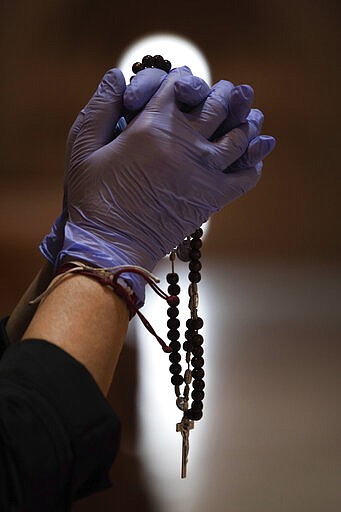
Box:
0;317;10;359
0;323;121;511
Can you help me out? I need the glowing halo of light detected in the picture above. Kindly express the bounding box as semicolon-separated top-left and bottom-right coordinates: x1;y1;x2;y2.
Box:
117;32;211;85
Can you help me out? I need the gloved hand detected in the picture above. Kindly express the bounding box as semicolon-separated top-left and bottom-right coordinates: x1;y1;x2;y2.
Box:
39;67;211;264
127;72;274;186
56;66;276;306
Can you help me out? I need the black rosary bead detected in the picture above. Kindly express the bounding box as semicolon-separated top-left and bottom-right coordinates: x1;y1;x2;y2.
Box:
186;409;203;421
193;317;204;330
169;340;181;351
191;356;204;368
183;340;193;352
193;379;205;390
192;400;203;411
188;271;201;283
167;318;180;330
190;238;202;250
166;273;179;284
167;329;180;341
162;59;172;72
171;374;184;386
189;260;202;272
189;249;201;261
191;389;205;401
186;318;203;330
153;54;165;68
192;345;203;357
132;61;144;74
169;351;181;363
184;329;195;340
191;228;203;238
192;333;204;346
142;54;155;68
191;368;205;380
186;319;194;330
168;283;181;296
169;363;182;375
167;306;179;318
133;55;172;76
185;408;203;421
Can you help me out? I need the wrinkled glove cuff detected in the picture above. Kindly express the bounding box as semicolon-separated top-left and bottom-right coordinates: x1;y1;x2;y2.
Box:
56;222;159;308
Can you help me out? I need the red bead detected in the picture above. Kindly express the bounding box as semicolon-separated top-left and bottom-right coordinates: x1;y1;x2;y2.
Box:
167;295;179;307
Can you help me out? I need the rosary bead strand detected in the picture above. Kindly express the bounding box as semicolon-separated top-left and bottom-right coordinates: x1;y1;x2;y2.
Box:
131;55;205;477
167;229;205;474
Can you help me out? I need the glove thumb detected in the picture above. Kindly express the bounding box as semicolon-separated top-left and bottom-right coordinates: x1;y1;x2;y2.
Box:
70;68;126;165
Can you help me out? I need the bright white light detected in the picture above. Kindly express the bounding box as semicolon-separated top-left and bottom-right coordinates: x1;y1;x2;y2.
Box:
117;32;211;85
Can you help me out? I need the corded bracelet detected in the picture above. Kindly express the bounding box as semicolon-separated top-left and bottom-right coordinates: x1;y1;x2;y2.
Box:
30;261;174;354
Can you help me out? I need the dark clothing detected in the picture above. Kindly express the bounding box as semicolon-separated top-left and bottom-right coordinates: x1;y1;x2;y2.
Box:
0;318;120;511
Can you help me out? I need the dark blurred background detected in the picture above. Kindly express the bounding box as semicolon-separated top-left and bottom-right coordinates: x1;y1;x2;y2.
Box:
0;1;340;511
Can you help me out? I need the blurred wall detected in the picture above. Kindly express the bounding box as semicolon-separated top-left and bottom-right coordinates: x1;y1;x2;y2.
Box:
1;0;340;284
0;1;340;511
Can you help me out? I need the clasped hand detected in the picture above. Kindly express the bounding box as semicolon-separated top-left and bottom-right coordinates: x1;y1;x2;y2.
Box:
41;66;276;305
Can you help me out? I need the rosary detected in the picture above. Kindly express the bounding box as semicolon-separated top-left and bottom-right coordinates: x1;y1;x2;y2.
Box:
131;55;205;479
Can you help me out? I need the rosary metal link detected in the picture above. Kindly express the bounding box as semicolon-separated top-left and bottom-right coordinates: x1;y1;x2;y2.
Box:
188;282;199;318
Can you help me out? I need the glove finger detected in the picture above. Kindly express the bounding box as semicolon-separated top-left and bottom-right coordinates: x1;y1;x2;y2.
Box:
71;68;126;165
188;80;235;138
246;108;264;141
124;71;210;130
220;164;263;201
174;75;210;108
124;67;167;111
205;109;264;171
65;112;84;168
230;135;276;170
210;84;254;140
144;66;194;112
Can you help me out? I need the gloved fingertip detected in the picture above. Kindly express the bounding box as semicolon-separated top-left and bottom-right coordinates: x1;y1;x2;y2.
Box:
249;135;276;161
248;108;264;124
227;85;254;123
261;135;276;147
124;68;166;110
260;135;276;155
99;68;126;97
238;84;254;101
172;65;193;75
175;75;203;91
174;76;210;106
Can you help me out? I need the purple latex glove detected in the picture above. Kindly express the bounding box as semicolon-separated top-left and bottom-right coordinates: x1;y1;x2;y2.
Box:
56;66;275;306
40;67;211;264
126;72;274;197
179;77;275;179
